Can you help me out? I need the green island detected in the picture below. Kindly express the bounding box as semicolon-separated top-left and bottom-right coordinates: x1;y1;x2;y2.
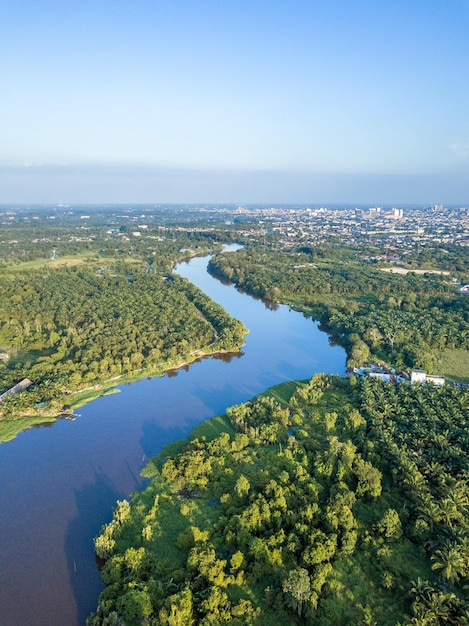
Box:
89;374;469;625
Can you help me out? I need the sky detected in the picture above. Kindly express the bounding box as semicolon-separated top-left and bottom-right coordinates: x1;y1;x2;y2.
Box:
1;0;469;205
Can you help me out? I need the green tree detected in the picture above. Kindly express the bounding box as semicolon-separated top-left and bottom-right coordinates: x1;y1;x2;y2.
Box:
235;475;250;499
377;508;402;541
159;588;194;626
431;541;466;584
282;567;311;617
116;589;153;622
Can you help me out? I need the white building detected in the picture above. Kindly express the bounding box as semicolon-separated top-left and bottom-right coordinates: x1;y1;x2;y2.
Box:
411;369;444;386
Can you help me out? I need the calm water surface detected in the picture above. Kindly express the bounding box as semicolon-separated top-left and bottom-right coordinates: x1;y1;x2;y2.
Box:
0;250;345;626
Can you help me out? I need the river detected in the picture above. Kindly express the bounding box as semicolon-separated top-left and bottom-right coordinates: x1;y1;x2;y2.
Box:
0;249;345;626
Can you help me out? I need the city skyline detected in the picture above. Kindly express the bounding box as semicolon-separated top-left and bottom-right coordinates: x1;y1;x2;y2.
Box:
2;1;469;204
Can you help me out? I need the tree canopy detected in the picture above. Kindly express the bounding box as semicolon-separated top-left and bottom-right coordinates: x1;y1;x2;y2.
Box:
209;245;469;374
89;375;469;625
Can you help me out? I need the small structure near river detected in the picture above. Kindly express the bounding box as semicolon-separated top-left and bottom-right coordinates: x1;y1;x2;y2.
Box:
346;363;409;383
0;378;33;404
410;369;445;386
346;364;445;386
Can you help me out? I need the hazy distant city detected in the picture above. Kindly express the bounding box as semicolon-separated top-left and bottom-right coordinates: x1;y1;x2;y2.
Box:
1;203;468;262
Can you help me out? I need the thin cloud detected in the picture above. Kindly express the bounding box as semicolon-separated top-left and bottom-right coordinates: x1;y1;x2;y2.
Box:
23;161;45;168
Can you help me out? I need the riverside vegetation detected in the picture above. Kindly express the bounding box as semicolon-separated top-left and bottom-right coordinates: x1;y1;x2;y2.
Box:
89;236;469;625
0;210;246;441
208;243;469;380
89;374;469;625
2;211;468;443
2;207;468;623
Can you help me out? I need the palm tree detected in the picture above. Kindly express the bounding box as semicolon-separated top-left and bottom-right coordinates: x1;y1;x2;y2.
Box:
431;540;466;584
407;607;436;626
409;577;433;602
437;498;460;529
418;499;442;533
445;486;469;517
425;591;451;622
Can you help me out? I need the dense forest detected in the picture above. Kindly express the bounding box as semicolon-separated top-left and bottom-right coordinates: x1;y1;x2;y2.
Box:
88;375;469;625
0;268;246;411
2;207;468;624
0;214;247;440
208;245;469;374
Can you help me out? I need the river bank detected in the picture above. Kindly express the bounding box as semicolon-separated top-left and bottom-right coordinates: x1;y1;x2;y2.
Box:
90;371;469;626
0;345;246;444
0;251;345;626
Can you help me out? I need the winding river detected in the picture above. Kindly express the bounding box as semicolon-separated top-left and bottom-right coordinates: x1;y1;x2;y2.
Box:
0;249;345;626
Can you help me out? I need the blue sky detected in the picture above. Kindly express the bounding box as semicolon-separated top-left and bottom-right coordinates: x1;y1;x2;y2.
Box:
1;0;469;204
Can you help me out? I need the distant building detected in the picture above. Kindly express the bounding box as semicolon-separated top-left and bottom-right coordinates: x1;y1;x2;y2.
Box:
411;369;444;386
411;370;427;385
426;374;445;386
388;208;403;219
368;372;391;382
0;378;33;404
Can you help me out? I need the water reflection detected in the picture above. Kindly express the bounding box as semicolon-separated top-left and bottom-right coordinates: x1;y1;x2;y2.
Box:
0;251;345;626
211;351;244;363
65;467;123;625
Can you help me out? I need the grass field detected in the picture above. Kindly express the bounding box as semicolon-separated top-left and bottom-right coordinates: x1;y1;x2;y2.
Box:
5;252;97;271
0;414;57;443
437;348;469;383
4;253;142;273
260;379;303;404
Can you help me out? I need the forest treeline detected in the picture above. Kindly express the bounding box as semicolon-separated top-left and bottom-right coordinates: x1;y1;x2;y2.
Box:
88;375;469;625
0;264;246;432
0;216;229;267
0;227;247;439
208;246;469;372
